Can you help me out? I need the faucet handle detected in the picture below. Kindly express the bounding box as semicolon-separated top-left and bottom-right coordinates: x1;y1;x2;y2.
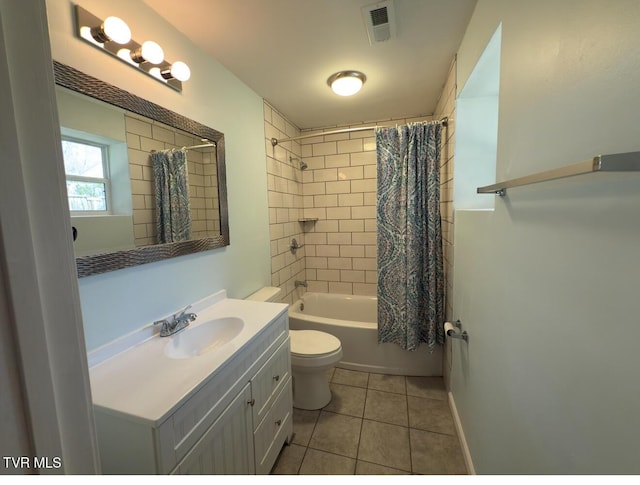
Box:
153;318;171;336
173;304;192;320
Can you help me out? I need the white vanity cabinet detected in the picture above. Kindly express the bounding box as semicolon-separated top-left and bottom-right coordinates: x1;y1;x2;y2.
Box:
91;299;293;475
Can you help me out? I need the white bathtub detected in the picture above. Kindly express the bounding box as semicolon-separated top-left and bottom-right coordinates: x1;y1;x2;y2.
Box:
288;292;442;376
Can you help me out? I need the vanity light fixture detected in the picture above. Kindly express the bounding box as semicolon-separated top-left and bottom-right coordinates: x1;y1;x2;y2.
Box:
327;70;367;96
75;5;190;92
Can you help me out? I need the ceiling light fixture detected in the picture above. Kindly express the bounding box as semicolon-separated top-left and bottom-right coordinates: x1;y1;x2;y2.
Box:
75;6;190;92
327;71;367;96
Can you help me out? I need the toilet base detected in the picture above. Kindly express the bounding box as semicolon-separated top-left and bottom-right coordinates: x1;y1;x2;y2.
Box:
291;367;332;410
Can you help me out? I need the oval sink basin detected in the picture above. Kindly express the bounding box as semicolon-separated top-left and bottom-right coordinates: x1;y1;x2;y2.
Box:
164;317;244;359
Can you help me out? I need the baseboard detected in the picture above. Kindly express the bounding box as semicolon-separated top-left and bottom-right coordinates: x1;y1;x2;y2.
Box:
448;391;475;475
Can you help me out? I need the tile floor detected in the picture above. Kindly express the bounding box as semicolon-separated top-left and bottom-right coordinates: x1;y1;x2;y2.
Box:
271;368;467;475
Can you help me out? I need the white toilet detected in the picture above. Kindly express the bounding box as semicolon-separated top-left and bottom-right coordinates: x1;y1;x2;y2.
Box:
246;287;343;410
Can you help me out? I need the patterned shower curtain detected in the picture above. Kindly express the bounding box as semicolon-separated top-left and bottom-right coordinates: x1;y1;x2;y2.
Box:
376;121;445;351
151;148;192;243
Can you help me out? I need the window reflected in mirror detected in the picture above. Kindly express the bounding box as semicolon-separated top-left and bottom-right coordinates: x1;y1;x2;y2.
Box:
62;137;110;212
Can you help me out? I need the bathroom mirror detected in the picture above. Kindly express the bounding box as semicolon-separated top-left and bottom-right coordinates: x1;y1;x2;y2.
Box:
53;61;229;277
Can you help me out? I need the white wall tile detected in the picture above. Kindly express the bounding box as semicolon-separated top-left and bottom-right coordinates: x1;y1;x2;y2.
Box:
326;181;351;194
338;166;364;180
325;154;350;168
337;139;363;154
314;168;338;182
312;142;337;156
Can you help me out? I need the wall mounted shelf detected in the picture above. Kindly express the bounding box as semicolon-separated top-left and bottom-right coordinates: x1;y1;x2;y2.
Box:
298;218;318;233
477;151;640;196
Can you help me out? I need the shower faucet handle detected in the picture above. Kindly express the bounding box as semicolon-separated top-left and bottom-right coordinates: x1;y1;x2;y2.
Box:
290;238;305;252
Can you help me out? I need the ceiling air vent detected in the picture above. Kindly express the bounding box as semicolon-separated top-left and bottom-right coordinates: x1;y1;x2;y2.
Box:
362;1;396;45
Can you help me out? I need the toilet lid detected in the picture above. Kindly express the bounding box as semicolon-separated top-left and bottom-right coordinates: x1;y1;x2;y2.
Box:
290;330;341;358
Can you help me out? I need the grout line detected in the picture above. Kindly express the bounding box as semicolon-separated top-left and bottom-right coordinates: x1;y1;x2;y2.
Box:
296;409;321;474
404;376;414;473
304;446;359;472
354;388;368;466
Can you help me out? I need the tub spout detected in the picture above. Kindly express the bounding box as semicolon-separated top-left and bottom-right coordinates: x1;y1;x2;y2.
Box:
295;280;308;288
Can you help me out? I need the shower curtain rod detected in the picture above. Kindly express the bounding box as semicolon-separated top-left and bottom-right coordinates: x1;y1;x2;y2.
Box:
149;142;216;154
271;117;449;146
183;142;216;150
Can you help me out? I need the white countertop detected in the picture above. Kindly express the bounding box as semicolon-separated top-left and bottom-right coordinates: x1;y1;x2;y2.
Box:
88;291;288;426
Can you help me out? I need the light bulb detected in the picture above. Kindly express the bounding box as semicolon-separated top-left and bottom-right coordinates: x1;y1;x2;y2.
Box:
80;26;103;46
327;71;367;96
102;16;131;44
170;61;191;81
331;77;363;96
149;67;163;80
140;41;164;64
116;48;135;65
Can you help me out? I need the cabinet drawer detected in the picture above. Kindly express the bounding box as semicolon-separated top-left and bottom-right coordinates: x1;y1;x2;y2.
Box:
250;337;290;429
253;376;293;475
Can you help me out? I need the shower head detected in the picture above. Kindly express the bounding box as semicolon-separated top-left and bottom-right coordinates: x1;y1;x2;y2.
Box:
290;156;308;170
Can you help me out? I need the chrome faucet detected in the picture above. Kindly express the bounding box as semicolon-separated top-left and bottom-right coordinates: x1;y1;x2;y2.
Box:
294;280;308;288
154;304;198;337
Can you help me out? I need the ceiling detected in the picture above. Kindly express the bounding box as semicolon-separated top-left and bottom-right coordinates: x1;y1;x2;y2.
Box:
142;0;477;130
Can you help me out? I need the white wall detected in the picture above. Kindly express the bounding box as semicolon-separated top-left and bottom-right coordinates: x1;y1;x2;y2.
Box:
46;0;271;350
450;0;640;474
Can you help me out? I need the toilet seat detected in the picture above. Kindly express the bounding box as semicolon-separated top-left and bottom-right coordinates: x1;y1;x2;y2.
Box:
289;330;342;369
290;330;341;358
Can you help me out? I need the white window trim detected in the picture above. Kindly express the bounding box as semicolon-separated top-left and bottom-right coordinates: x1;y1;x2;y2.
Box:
62;135;112;215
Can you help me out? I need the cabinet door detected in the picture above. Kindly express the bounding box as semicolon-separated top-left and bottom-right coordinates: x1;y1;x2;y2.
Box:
174;383;255;475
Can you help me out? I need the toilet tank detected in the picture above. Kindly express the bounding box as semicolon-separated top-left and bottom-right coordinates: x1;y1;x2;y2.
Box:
245;287;282;302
